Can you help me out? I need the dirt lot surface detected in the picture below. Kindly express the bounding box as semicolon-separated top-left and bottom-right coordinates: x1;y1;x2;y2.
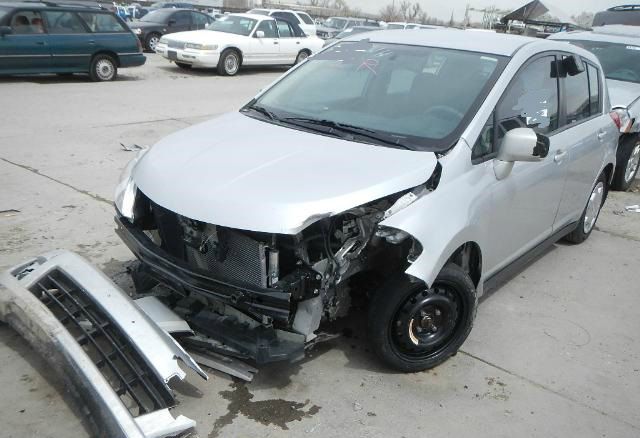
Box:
1;54;639;438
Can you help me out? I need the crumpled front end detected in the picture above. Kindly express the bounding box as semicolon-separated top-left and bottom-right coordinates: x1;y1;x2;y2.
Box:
0;251;207;438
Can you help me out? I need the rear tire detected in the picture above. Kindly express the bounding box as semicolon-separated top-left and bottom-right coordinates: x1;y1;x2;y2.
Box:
564;172;607;244
89;54;117;82
368;265;477;372
611;134;640;191
145;33;161;52
294;50;310;65
217;49;240;76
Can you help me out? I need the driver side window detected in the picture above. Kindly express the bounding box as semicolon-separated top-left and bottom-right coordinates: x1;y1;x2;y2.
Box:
255;20;277;38
472;55;559;161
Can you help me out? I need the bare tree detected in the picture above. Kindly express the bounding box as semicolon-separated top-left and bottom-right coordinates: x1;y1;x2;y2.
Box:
379;3;400;22
418;11;429;24
572;12;594;28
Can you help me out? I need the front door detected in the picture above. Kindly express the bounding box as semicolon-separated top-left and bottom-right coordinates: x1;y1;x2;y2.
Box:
473;54;568;275
42;10;91;70
0;10;50;73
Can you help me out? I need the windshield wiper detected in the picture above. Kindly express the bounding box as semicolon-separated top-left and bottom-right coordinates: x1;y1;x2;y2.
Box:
282;117;413;150
242;104;278;121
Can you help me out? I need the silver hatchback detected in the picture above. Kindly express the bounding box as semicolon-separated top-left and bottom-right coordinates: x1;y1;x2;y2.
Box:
115;30;617;372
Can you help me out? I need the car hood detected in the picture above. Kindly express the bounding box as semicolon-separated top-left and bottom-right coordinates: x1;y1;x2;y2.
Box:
133;112;439;234
608;79;640;109
163;30;244;44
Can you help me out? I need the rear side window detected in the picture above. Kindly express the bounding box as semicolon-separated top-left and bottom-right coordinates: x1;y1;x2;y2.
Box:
255;19;278;38
10;11;45;34
273;11;299;24
78;12;126;32
191;12;209;27
587;64;601;115
498;55;559;138
171;11;191;26
563;59;590;125
277;20;294;37
299;12;314;25
44;11;86;34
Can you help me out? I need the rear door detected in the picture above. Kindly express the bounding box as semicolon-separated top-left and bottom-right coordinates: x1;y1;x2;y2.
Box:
249;19;280;64
554;58;616;228
0;9;51;73
167;10;191;34
42;10;91;70
190;11;211;30
275;19;301;64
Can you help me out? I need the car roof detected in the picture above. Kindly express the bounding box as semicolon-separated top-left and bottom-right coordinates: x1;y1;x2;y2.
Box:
548;25;640;45
342;28;561;56
0;2;117;13
232;12;274;21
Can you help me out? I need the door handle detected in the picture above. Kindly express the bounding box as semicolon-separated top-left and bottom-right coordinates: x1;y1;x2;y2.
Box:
597;130;607;141
36;41;45;45
88;40;95;45
554;150;568;163
273;41;279;44
296;41;300;44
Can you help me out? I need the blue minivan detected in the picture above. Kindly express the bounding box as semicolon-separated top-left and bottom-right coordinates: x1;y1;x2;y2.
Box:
0;2;145;81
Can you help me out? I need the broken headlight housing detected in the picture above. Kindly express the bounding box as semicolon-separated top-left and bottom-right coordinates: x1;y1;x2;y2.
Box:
114;148;148;220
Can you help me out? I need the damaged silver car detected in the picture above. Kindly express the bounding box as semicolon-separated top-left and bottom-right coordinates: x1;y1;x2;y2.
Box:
114;30;617;372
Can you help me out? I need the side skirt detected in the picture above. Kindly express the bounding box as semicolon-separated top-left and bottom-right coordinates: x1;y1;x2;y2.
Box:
481;221;578;302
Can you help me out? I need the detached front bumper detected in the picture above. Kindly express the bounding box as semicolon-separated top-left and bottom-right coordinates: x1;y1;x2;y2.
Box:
115;215;293;324
155;44;220;68
0;250;207;438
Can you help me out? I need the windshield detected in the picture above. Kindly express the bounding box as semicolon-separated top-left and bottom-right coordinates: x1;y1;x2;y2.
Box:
248;9;270;16
325;18;347;29
141;9;173;23
0;6;8;21
336;27;373;38
387;24;405;29
208;15;257;36
564;40;640;84
249;41;507;151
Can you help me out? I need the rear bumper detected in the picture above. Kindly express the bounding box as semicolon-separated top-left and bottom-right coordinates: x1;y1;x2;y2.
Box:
0;250;206;438
115;215;292;324
119;53;147;68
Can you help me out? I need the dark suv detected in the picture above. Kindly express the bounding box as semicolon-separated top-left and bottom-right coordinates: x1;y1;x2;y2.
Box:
593;5;640;26
0;2;145;81
128;8;213;52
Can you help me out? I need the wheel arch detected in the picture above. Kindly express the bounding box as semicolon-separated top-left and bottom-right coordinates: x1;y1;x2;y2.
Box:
91;50;120;67
221;46;243;64
445;241;482;288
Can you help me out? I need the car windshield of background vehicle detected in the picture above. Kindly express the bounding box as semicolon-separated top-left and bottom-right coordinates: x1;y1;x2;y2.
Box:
140;9;174;23
0;7;9;21
387;24;405;29
253;41;507;152
208;15;257;36
566;40;640;84
324;17;346;29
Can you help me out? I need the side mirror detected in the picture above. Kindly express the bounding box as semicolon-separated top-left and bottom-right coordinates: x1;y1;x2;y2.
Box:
494;128;550;180
0;26;13;36
255;30;265;38
167;19;176;26
563;55;585;76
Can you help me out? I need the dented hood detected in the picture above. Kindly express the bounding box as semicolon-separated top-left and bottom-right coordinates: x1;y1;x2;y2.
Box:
133;112;438;234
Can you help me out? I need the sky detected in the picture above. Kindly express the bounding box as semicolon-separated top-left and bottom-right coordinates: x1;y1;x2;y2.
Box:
341;0;626;21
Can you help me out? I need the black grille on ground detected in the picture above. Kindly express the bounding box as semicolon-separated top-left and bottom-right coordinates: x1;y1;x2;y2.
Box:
30;270;174;417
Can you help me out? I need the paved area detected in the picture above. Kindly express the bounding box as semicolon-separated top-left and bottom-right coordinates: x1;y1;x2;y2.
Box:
1;54;639;438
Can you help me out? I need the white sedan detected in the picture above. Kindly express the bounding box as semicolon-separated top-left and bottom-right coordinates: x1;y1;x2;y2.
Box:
155;13;325;75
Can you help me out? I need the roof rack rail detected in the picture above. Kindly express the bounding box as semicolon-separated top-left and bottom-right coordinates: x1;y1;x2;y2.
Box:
608;5;640;11
19;0;106;9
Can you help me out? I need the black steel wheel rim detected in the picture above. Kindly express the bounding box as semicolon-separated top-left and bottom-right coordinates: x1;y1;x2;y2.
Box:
391;283;461;360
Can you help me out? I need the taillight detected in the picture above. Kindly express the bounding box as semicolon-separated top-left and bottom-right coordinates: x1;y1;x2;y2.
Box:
610;111;622;130
611;107;633;133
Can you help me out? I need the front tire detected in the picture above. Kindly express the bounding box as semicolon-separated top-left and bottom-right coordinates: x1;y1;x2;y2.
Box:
368;265;477;372
89;54;117;82
564;172;607;244
217;49;241;76
612;134;640;191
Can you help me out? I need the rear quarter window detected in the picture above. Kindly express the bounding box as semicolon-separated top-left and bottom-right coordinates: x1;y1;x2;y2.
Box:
78;12;127;32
